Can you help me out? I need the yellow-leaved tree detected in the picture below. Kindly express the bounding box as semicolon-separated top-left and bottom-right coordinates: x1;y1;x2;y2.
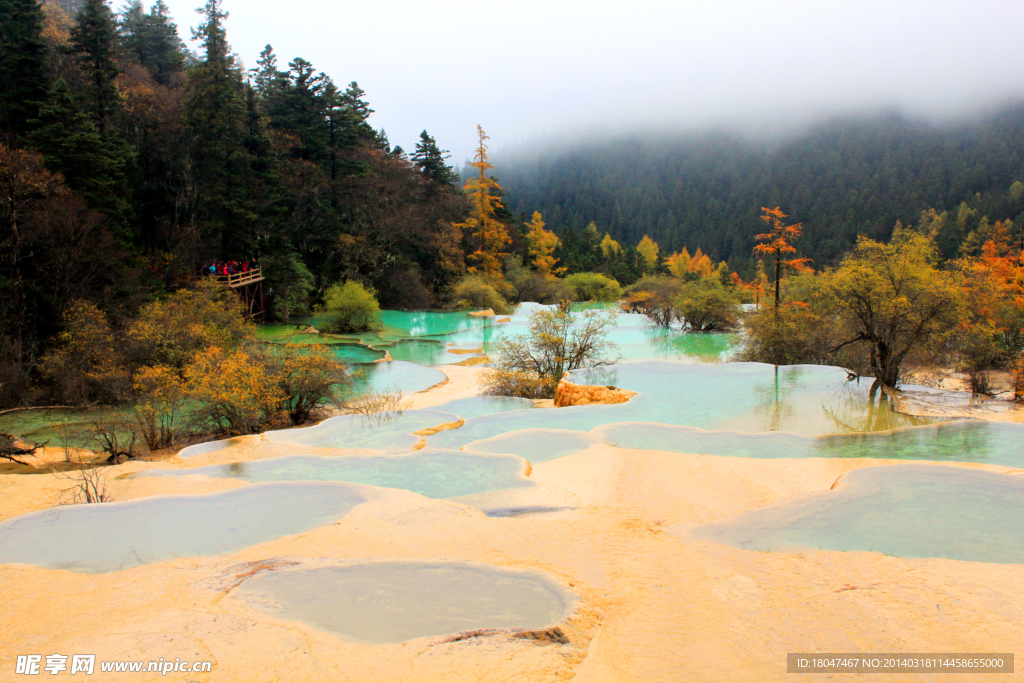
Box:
637;235;660;271
525;211;564;276
456;126;510;275
665;247;723;279
600;234;622;258
821;230;966;388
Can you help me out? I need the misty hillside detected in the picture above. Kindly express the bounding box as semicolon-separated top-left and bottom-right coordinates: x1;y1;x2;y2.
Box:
495;105;1024;269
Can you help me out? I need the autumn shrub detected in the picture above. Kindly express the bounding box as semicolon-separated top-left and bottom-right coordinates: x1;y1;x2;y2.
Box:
737;305;837;367
480;369;556;399
185;346;283;435
622;276;683;326
132;365;188;449
266;343;349;424
450;274;514;315
514;274;576;305
565;272;623;302
483;304;619;399
40;300;130;403
128;279;253;368
950;322;1003;395
674;277;741;331
322;280;381;332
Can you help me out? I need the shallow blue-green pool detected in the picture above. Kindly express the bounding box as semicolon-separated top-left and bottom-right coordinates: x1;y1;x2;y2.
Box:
690;465;1024;564
0;483;366;573
144;450;533;499
235;561;577;643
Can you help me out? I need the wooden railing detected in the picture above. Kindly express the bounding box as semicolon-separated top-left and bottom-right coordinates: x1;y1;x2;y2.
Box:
215;267;263;288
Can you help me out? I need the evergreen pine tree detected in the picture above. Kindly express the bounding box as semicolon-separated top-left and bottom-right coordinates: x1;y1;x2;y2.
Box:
265;57;331;161
119;0;185;85
27;78;128;216
187;0;252;256
250;44;279;96
412;130;458;189
0;0;50;138
68;0;121;135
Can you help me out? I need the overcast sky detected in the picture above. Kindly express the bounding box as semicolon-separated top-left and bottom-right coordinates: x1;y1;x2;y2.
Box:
159;0;1024;163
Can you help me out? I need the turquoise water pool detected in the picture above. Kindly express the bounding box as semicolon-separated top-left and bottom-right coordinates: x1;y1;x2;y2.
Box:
265;409;461;451
260;305;737;366
143;450;534;499
235;561;577;643
690;465;1024;564
428;363;936;453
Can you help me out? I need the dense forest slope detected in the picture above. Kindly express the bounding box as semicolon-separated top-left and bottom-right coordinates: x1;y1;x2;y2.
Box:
496;106;1024;269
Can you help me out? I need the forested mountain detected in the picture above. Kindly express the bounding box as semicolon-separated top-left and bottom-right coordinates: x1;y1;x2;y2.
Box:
0;0;468;404
496;107;1024;271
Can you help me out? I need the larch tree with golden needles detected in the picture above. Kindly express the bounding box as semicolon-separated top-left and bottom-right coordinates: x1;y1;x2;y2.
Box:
456;126;510;275
754;207;812;310
600;233;622;259
525;211;563;276
637;235;660;272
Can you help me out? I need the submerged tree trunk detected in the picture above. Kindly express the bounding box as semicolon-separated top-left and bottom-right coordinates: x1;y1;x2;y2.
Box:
871;339;901;388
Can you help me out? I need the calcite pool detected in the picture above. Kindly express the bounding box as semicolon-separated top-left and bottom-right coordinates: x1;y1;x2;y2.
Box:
0;482;367;573
235;561;577;643
143;449;534;500
690;465;1024;564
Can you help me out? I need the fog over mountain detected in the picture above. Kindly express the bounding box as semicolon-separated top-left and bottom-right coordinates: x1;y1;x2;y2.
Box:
160;0;1024;162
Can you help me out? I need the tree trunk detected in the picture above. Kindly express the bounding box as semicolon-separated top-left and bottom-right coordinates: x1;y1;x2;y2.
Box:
774;252;781;309
9;204;23;368
872;339;900;388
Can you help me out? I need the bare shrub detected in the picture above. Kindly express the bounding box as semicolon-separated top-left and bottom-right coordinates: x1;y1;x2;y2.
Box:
0;432;42;465
57;457;111;504
345;385;409;425
92;420;140;464
484;303;619;399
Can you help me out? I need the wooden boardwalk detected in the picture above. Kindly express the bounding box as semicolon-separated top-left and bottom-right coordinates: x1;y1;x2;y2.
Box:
215;268;264;288
214;267;265;320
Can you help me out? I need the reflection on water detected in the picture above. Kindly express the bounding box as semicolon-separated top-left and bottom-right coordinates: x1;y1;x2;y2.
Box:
0;483;366;573
601;420;1024;468
428;363;937;454
258;306;737;366
690;465;1024;564
236;561;576;643
336;361;447;401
